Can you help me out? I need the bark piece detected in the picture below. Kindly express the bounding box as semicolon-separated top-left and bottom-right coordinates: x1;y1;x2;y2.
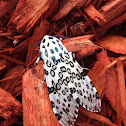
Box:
62;35;98;60
26;19;49;66
98;35;126;54
99;0;126;26
8;0;57;33
96;12;126;37
88;50;117;110
117;59;125;126
10;38;30;62
52;0;87;21
62;35;94;52
22;61;60;126
84;4;105;25
70;21;86;36
0;59;7;78
75;39;98;60
0;88;22;125
79;107;117;126
100;0;125;15
0;37;11;49
0;0;19;18
0;65;25;97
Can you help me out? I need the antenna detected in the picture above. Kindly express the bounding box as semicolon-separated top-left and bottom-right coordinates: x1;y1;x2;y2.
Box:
29;41;41;68
53;35;103;49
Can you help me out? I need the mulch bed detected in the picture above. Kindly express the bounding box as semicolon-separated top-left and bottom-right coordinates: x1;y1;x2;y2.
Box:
0;0;126;125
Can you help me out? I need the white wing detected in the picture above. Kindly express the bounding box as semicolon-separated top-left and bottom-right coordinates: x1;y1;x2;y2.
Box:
69;60;101;112
44;59;79;126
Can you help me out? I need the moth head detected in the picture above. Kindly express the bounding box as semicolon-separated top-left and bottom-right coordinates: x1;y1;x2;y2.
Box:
40;35;68;62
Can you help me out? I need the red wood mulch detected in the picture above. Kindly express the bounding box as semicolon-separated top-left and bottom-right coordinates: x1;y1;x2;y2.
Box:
0;0;126;126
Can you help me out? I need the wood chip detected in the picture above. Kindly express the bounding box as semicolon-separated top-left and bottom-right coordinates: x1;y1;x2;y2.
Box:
0;88;22;125
98;35;126;54
22;61;60;126
84;4;105;25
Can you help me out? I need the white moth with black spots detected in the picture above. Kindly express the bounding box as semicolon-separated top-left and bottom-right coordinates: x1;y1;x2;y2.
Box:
35;35;101;126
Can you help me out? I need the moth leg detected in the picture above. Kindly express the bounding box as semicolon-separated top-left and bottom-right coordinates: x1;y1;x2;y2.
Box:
35;79;46;89
30;55;42;68
80;68;90;76
35;55;42;66
83;68;89;71
30;55;45;89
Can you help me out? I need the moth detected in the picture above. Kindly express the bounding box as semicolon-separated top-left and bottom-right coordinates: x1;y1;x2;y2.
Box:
34;35;101;126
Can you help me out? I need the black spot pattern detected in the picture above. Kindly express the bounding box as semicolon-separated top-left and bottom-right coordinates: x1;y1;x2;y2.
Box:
85;105;87;109
76;98;80;104
75;82;77;87
50;69;55;77
70;76;74;83
64;52;70;59
58;79;63;85
69;94;73;98
56;39;59;42
60;57;64;62
46;60;51;67
48;87;54;94
60;111;63;114
76;105;79;109
52;65;57;70
62;90;66;95
60;66;66;72
58;72;63;79
57;99;60;104
65;87;68;92
66;77;70;83
47;43;49;47
64;99;67;102
55;83;61;90
44;69;48;75
86;84;89;89
83;89;85;93
62;108;68;115
76;74;80;80
73;87;76;93
70;88;73;94
55;113;62;120
67;68;71;74
78;83;81;87
42;45;45;48
53;60;58;65
72;72;75;78
42;38;45;43
62;103;65;106
96;92;100;99
79;90;83;96
51;101;55;108
68;121;72;125
69;61;74;67
65;59;69;64
81;71;86;76
68;104;70;107
66;108;69;112
52;80;55;87
74;110;78;115
49;36;53;39
52;41;56;44
86;91;88;94
56;106;59;109
90;81;94;87
63;79;68;86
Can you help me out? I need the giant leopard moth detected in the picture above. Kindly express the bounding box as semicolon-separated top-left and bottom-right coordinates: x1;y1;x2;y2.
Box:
32;35;101;126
